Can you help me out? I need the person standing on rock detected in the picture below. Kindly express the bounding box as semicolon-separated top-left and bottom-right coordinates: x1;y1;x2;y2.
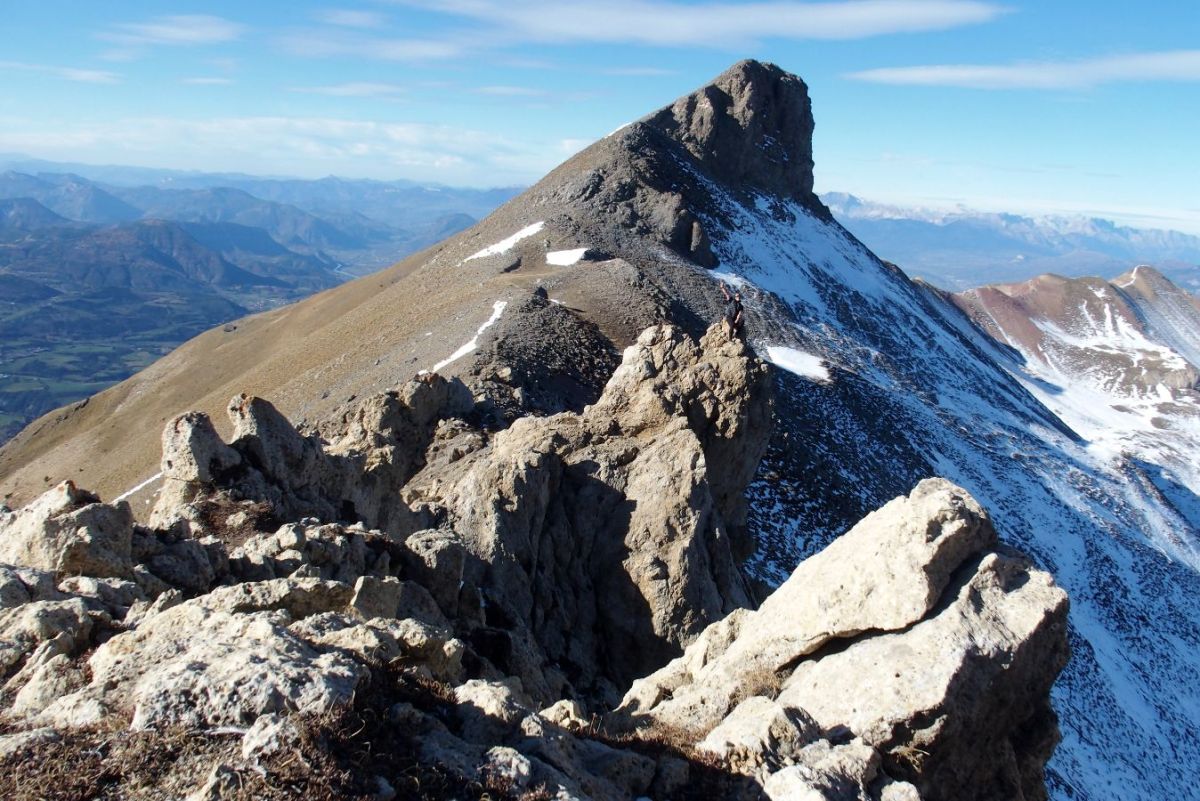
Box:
720;281;745;339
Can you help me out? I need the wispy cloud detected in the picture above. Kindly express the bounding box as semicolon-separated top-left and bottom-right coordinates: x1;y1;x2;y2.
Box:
291;82;408;97
182;77;233;86
599;66;679;77
0;60;119;84
847;50;1200;89
473;85;547;96
0;116;555;185
101;15;246;47
384;0;1008;46
314;9;388;28
277;30;465;61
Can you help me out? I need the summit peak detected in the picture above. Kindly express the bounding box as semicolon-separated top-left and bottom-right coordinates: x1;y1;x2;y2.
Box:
641;59;816;204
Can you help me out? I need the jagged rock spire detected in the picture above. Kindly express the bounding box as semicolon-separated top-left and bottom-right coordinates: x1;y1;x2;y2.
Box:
641;59;817;204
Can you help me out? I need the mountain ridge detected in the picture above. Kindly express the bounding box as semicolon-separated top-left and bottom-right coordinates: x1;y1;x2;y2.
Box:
0;59;1197;800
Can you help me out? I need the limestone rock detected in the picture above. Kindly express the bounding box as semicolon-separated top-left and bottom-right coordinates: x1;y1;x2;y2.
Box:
698;696;817;774
10;651;88;717
0;597;94;676
194;577;353;619
1;565;64;609
0;481;133;578
161;411;241;483
776;551;1068;801
411;323;770;701
152;375;473;536
0;726;60;759
290;613;463;681
610;480;1065;801
761;739;881;801
618;478;995;734
41;599;363;729
453;678;531;743
57;576;145;616
401;529;465;615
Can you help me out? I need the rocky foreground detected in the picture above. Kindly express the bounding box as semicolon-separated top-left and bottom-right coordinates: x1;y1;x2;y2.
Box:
0;323;1068;800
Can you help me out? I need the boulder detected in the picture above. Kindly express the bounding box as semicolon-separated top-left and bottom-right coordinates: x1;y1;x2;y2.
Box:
40;599;364;730
617;479;995;734
0;597;94;677
161;411;241;483
775;551;1068;801
761;739;881;801
610;480;1067;801
0;482;133;578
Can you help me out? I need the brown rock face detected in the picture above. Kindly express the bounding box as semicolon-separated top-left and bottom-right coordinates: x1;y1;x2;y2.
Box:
643;60;817;205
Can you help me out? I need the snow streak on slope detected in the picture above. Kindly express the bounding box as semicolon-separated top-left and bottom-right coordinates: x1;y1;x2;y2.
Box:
428;300;508;373
765;346;829;381
465;222;545;261
546;248;588;266
689;175;1200;801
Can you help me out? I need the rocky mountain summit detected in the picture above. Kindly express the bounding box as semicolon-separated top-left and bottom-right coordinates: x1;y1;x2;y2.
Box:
0;321;1067;800
0;60;1195;799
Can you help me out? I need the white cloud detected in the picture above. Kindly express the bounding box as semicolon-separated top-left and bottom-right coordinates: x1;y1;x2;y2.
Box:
277;30;464;61
0;60;120;84
182;77;234;86
847;50;1200;89
102;15;246;47
314;9;388;28
0;115;556;186
291;82;408;97
384;0;1007;46
473;85;547;96
600;66;679;76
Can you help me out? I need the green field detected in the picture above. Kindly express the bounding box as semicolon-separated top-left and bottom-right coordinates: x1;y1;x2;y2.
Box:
0;334;179;443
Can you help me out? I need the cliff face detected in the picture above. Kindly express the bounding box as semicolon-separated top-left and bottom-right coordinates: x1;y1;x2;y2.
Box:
0;322;1067;800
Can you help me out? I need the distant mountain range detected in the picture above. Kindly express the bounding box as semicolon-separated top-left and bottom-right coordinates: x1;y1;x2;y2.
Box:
0;160;520;442
823;192;1200;291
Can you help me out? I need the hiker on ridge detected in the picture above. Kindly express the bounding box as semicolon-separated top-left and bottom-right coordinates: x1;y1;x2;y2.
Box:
720;280;744;339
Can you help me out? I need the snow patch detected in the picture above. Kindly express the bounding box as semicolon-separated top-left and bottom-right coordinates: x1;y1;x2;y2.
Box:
114;471;163;503
766;346;830;381
465;222;545;261
429;301;508;373
1114;265;1141;288
713;271;750;289
547;248;588;266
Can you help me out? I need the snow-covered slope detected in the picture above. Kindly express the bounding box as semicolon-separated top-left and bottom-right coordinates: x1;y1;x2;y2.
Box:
694;178;1199;799
953;267;1200;540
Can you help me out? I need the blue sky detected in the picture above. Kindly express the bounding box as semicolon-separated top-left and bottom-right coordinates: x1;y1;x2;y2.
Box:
1;1;1198;232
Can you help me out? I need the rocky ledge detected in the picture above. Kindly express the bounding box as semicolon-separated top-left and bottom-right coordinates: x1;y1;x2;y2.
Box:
0;324;1067;800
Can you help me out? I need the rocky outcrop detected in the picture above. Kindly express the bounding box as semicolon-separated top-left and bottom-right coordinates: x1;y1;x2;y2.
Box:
643;59;818;207
614;479;1069;801
0;324;1068;801
141;322;772;704
0;481;133;579
152;373;474;534
397;323;772;700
